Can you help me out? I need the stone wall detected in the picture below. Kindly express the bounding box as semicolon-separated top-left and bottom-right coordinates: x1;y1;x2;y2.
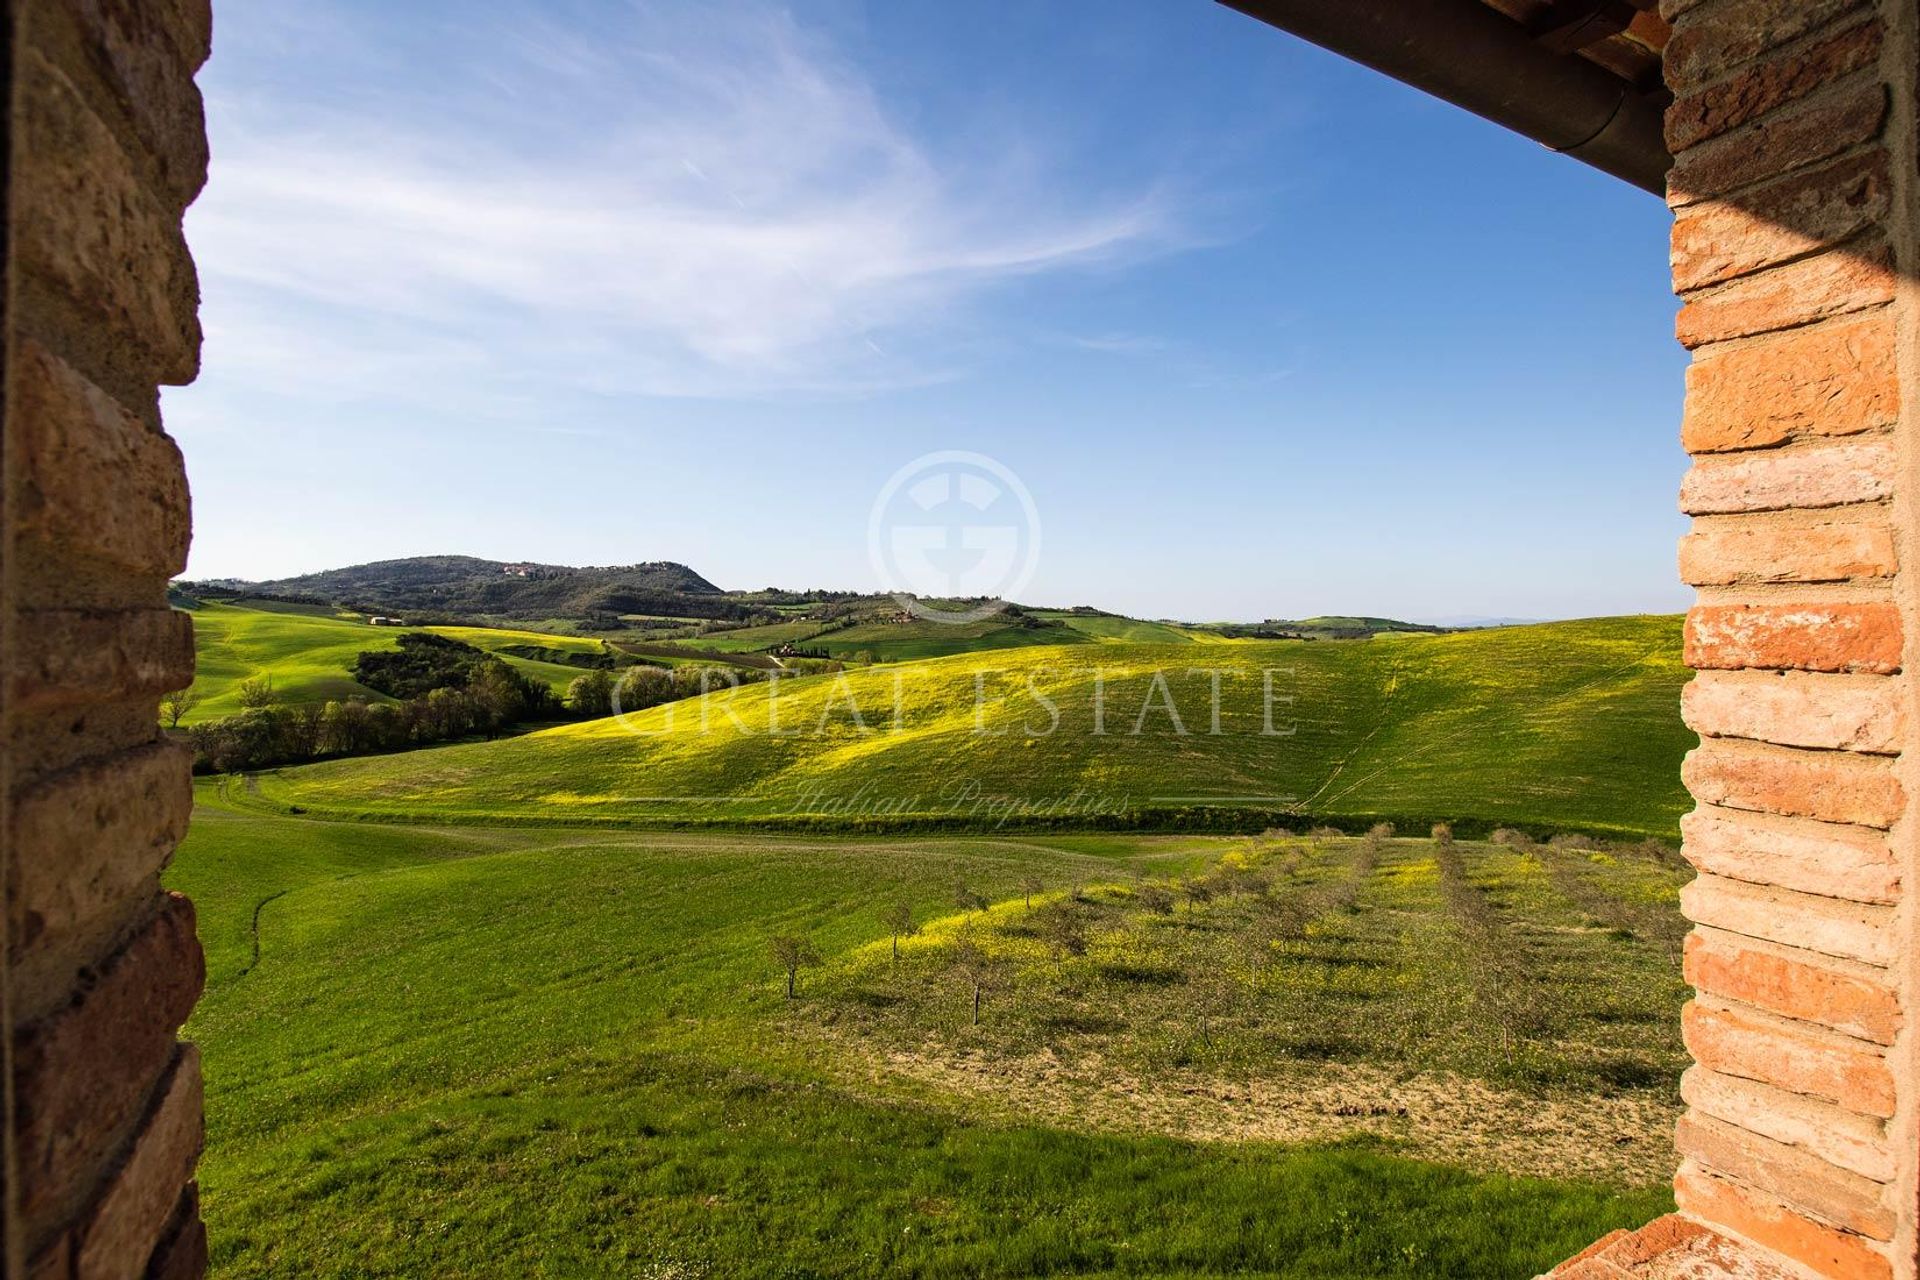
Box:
2;0;210;1277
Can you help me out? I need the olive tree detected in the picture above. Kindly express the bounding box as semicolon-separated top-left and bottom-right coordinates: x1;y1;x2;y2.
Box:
768;934;820;999
881;899;917;963
160;687;200;729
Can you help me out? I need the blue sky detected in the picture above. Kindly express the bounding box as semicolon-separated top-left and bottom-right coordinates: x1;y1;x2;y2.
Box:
167;0;1690;623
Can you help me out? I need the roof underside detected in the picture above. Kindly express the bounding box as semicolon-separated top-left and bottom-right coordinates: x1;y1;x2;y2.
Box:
1220;0;1673;194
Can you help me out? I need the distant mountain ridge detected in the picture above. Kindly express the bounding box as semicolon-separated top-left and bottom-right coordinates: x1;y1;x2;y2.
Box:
187;554;1467;639
219;555;731;623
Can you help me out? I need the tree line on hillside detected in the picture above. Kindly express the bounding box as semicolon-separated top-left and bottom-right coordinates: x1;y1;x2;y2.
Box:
183;640;560;774
173;632;839;775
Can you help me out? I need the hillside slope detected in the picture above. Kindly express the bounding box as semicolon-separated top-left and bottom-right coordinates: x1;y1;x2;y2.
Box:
181;601;620;720
228;555;731;621
245;616;1692;836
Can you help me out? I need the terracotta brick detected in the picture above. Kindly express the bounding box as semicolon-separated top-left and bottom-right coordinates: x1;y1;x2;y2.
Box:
1669;81;1889;205
1681;671;1903;755
1543;1255;1630;1279
1676;1112;1892;1240
1683;601;1901;674
1667;18;1884;152
1679;315;1899;453
1664;0;1869;90
67;0;212;202
1683;1064;1897;1181
12;340;192;577
1676;240;1895;348
11;608;195;712
1556;1212;1804;1280
1674;1162;1892;1280
1679;439;1895;515
1684;928;1899;1047
12;893;203;1236
14;49;200;384
1600;1214;1714;1266
1546;1229;1633;1277
1683;739;1903;829
1683;1000;1895;1116
1682;874;1893;967
73;1046;203;1280
1681;803;1898;904
7;741;194;962
1672;150;1890;293
1680;517;1895;586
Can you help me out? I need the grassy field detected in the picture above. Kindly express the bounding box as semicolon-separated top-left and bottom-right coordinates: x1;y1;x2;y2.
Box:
235;616;1691;838
807;615;1095;662
1032;611;1211;644
680;619;830;653
173;796;1676;1278
180;602;621;721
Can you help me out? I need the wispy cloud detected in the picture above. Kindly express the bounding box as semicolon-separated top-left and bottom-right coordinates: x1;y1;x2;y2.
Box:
184;1;1187;406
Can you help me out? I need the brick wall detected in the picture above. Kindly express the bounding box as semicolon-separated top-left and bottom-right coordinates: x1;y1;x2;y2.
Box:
2;1;209;1277
1551;1;1920;1277
4;2;1918;1279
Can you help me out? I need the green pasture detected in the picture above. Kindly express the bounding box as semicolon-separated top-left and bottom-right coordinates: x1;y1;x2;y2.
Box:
235;616;1692;838
178;601;617;721
172;799;1674;1277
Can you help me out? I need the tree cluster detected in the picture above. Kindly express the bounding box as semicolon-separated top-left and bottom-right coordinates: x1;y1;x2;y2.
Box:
352;632;496;699
565;662;773;718
185;656;557;774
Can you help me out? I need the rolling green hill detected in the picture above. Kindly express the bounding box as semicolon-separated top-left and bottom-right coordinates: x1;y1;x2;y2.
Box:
240;615;1691;837
179;601;623;721
804;613;1094;662
1032;609;1212;643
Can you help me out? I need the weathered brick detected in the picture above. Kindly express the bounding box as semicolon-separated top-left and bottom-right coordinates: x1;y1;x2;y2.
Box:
1672;150;1890;293
1683;1000;1895;1116
1683;1064;1897;1182
1676;1112;1893;1239
15;49;200;384
1679;516;1896;585
142;1184;206;1280
1667;18;1883;152
1681;671;1903;755
1684;928;1899;1047
25;1235;70;1280
1683;601;1900;675
1674;1162;1892;1280
1679;314;1899;453
1683;739;1903;829
1670;81;1889;204
11;608;194;712
1553;1214;1806;1280
1589;1216;1723;1271
8;741;194;962
73;1046;203;1280
1679;439;1894;515
1546;1229;1634;1278
12;894;203;1235
1665;0;1869;89
12;340;192;577
1681;803;1898;905
1683;874;1893;967
68;0;211;204
1676;240;1895;348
